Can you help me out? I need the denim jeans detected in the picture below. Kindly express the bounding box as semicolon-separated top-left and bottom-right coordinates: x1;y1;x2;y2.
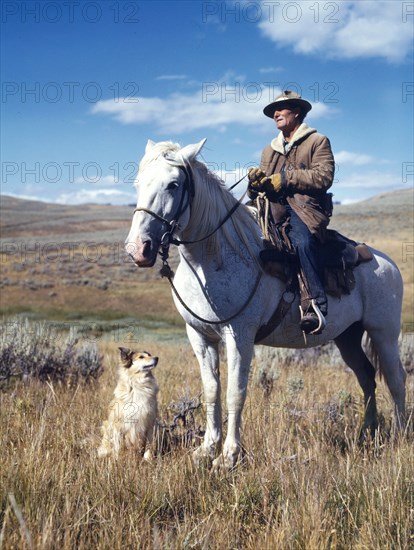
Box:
286;205;328;316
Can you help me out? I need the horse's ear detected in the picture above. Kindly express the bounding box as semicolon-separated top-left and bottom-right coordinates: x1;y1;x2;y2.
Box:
145;139;156;153
180;138;207;161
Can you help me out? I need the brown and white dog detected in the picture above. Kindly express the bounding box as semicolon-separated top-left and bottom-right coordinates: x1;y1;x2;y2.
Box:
97;347;159;460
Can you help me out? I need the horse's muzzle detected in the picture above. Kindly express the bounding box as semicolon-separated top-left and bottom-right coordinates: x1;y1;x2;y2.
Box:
125;238;158;267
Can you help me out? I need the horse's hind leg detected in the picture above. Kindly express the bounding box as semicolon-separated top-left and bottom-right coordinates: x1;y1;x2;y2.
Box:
365;327;406;431
334;321;378;435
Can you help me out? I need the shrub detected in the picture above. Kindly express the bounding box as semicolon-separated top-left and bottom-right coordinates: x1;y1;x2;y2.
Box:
0;319;103;386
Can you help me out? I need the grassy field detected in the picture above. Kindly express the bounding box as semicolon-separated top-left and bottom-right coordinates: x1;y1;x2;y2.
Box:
1;189;413;324
329;189;414;326
1;190;413;548
1;335;413;549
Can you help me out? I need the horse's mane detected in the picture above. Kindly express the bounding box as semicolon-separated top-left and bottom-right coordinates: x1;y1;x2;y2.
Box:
189;160;263;263
138;141;263;267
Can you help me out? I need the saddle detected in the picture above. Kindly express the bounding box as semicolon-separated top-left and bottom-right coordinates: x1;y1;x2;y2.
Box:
259;229;373;298
250;195;373;342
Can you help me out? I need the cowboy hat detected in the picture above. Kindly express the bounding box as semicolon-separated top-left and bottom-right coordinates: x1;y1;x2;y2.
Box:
263;90;312;118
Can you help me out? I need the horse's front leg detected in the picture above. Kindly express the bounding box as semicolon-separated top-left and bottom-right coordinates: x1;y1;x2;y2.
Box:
212;331;254;471
186;325;222;466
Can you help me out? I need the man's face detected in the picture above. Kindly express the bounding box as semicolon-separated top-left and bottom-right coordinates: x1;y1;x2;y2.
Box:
273;107;300;132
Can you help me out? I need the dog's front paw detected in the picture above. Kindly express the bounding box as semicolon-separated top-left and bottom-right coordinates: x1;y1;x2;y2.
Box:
143;449;154;462
97;445;110;458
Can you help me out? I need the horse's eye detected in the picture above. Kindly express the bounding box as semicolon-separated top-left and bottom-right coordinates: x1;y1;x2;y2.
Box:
166;182;178;191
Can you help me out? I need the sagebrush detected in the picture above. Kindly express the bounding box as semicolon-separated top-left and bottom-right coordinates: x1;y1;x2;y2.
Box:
0;319;103;385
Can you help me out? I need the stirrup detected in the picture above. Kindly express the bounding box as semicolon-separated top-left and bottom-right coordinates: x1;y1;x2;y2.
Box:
299;299;326;335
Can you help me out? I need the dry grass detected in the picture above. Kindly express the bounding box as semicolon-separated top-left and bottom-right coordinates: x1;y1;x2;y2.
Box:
1;189;413;324
1;190;413;547
1;337;413;549
330;189;414;325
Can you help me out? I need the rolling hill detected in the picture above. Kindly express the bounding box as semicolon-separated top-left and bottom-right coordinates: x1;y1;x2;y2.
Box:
1;189;413;324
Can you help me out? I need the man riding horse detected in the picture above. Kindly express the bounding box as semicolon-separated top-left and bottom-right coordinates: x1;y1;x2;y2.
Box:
248;90;335;335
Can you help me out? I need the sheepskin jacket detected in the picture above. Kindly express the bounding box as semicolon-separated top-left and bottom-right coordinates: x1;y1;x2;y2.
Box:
260;123;335;240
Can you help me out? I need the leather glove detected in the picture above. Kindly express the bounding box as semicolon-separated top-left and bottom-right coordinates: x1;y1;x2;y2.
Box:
261;173;284;201
247;168;284;201
261;173;283;194
248;167;266;188
250;172;284;201
247;185;258;200
247;167;264;199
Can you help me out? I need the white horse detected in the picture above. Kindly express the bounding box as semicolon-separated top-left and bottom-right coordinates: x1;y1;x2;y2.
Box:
126;139;406;470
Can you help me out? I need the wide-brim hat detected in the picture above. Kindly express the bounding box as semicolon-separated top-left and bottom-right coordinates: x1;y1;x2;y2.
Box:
263;90;312;118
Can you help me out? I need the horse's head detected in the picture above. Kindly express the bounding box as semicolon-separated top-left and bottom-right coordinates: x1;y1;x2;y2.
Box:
126;138;206;267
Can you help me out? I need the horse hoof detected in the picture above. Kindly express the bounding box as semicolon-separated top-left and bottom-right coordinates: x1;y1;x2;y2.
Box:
211;455;237;473
192;446;213;469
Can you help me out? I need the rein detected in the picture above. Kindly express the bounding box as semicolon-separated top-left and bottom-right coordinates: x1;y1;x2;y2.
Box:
166;269;263;325
132;162;261;325
133;169;247;247
174;186;247;246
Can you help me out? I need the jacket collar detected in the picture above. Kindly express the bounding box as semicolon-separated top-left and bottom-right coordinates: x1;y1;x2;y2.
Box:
270;123;316;154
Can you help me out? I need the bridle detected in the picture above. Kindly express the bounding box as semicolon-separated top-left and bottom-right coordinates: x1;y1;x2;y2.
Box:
131;158;261;325
133;157;247;254
133;157;195;252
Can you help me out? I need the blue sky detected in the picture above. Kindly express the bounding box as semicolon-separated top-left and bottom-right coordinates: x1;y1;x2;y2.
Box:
1;0;413;205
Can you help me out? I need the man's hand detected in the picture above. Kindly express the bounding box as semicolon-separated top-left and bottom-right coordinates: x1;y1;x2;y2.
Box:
247;167;265;199
261;173;282;193
247;168;285;201
247;167;266;189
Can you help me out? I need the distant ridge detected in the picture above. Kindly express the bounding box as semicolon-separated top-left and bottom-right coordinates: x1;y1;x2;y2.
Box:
1;187;412;210
0;188;412;324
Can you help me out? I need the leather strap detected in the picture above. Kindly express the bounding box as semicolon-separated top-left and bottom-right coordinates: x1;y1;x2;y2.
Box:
255;291;295;343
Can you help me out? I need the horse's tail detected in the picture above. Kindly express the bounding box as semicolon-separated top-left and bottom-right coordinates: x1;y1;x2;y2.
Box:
363;332;382;378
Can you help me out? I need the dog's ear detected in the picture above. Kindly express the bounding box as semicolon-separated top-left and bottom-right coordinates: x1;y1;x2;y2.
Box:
118;347;133;363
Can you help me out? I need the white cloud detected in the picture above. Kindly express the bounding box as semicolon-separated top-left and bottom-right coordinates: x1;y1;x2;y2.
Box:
91;85;335;134
258;1;413;63
259;66;285;74
3;189;137;205
156;75;189;81
334;150;388;166
74;175;122;186
336;171;401;189
334;170;410;203
341;197;364;205
55;188;136;205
